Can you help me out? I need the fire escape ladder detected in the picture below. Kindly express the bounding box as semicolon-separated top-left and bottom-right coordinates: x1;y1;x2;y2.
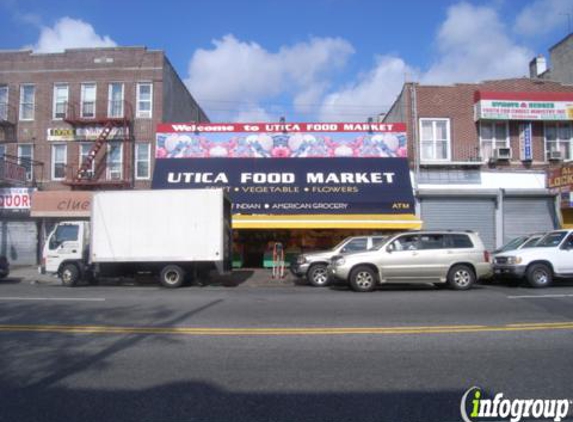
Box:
75;121;114;182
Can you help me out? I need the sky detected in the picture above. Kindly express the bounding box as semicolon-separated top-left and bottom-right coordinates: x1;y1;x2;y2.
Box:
0;0;572;123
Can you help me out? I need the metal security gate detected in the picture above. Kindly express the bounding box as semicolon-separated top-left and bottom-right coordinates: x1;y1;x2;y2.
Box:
420;197;496;250
0;220;38;266
503;197;557;244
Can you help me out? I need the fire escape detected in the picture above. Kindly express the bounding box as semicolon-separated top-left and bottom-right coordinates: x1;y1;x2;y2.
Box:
63;99;133;190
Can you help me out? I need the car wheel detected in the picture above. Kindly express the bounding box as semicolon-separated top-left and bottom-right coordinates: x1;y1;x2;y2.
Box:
308;264;329;287
349;266;377;292
61;263;80;287
526;263;553;288
447;265;475;290
160;265;185;288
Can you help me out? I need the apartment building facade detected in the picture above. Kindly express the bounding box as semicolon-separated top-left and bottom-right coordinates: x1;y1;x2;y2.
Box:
384;78;573;250
0;47;208;265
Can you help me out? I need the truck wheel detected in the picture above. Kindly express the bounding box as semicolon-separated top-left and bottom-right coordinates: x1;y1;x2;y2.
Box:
308;264;329;287
527;263;553;288
160;265;185;288
61;264;80;287
349;266;377;292
447;265;475;290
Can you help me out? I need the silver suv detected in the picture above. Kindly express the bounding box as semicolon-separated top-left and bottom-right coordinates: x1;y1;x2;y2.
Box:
291;236;387;287
329;231;492;292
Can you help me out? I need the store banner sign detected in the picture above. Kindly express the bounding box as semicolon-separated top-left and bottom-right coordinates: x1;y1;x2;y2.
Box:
519;122;533;161
475;99;573;121
152;157;415;214
155;122;408;159
47;126;128;141
0;187;35;216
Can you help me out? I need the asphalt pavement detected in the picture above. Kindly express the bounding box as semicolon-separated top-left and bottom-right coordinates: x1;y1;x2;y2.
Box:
1;267;573;422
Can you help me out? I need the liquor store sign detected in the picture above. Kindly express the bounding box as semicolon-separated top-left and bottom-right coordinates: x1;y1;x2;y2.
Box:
47;126;128;141
0;187;34;216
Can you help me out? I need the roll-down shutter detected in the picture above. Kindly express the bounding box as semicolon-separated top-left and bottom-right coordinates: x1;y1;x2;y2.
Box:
0;221;38;266
420;197;496;250
503;197;557;244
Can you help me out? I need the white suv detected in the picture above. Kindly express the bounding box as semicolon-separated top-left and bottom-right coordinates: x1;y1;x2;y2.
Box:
493;230;573;287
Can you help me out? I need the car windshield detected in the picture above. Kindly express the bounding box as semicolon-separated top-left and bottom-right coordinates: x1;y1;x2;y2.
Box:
535;232;567;247
521;236;542;248
497;236;528;253
332;237;352;251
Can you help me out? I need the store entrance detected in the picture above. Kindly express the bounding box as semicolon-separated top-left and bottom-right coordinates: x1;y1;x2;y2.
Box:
233;229;393;269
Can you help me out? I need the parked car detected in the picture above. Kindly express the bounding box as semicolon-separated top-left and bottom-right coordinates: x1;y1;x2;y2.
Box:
328;231;492;292
291;235;387;286
493;229;573;287
0;255;9;279
493;233;545;255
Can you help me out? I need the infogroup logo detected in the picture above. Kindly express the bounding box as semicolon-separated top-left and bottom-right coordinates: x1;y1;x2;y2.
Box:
460;387;572;422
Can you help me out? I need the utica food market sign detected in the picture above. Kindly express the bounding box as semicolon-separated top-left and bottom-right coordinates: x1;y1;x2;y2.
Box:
474;91;573;121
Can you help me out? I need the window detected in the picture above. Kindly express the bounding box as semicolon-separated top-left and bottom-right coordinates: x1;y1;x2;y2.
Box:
480;121;509;160
107;142;123;180
49;224;79;250
135;143;150;179
545;123;572;160
136;82;153;118
51;144;67;180
446;234;474;249
390;234;419;251
17;144;33;181
0;85;8;121
371;236;387;249
342;238;368;253
19;84;35;121
419;234;445;250
0;145;5;160
420;118;450;161
81;83;96;118
79;143;96;178
53;84;68;119
108;83;124;118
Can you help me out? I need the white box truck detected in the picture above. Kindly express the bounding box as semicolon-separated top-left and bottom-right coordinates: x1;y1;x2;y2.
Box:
41;189;232;287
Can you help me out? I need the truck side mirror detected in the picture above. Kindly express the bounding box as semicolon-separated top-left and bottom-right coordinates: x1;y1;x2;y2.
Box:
386;244;394;253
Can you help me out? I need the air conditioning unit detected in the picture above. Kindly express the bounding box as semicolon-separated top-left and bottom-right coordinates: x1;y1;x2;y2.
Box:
547;150;562;161
493;147;512;161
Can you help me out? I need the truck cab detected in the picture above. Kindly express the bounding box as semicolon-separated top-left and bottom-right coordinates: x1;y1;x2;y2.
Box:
42;221;89;276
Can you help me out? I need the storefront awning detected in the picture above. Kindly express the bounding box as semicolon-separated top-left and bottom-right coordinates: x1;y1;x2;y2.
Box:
232;214;422;229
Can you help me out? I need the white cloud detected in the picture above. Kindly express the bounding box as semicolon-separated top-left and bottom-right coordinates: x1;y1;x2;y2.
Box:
319;56;417;122
318;2;533;121
514;0;571;37
27;17;116;53
185;34;354;120
232;106;276;123
422;2;532;84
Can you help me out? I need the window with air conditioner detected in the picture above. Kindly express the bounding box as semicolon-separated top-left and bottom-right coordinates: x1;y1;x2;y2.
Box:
545;122;572;161
480;121;509;161
419;118;451;162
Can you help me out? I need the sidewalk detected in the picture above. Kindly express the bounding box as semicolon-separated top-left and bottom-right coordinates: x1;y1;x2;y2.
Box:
5;266;300;288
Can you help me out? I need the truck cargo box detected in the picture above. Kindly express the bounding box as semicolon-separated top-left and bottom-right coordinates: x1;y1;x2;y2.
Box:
91;189;230;266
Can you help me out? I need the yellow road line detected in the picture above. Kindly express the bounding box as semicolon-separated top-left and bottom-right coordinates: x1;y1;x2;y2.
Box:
0;322;572;336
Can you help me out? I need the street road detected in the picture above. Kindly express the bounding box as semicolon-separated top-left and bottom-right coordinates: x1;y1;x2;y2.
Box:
0;272;572;422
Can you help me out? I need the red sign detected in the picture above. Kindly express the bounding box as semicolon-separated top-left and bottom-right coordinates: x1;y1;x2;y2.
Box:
157;122;406;133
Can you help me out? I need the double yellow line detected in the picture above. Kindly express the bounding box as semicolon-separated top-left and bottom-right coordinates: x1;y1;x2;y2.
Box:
0;321;572;336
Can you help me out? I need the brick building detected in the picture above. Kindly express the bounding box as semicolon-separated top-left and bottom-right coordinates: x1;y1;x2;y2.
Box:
0;47;208;265
384;78;573;249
